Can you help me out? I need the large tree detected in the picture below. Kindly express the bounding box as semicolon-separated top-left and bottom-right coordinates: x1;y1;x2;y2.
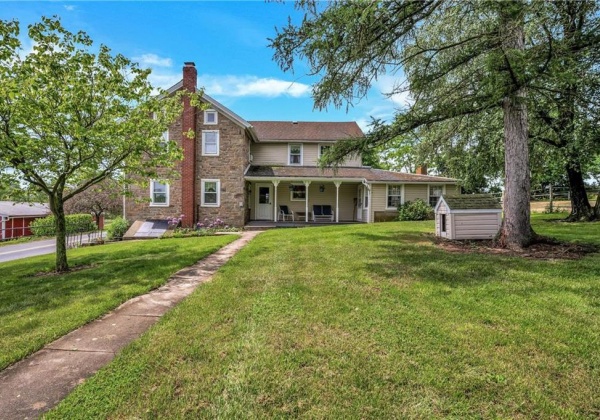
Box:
0;17;190;272
271;0;599;246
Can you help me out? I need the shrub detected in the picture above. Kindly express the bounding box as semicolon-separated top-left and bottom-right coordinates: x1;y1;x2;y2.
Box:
397;199;434;221
106;216;130;240
30;214;97;236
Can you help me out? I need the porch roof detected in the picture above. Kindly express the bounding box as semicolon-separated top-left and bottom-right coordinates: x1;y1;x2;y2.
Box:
244;166;457;183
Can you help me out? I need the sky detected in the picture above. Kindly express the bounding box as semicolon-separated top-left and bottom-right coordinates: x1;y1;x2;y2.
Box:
0;1;409;132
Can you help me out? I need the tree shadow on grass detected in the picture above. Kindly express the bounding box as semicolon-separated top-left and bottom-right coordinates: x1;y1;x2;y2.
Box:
351;231;600;299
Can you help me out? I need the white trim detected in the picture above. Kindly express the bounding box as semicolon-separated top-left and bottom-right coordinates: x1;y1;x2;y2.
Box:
288;143;303;165
289;183;306;201
203;109;218;125
386;183;403;210
202;130;220;156
149;180;169;207
201;179;220;207
448;209;503;214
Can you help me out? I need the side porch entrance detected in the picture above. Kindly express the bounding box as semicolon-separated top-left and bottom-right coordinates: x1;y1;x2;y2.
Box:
254;183;273;220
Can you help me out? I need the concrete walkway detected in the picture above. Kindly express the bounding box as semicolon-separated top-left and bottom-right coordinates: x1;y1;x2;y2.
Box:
0;231;261;419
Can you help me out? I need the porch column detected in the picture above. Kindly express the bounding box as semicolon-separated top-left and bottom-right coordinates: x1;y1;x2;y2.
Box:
303;180;311;222
334;181;342;223
272;180;280;222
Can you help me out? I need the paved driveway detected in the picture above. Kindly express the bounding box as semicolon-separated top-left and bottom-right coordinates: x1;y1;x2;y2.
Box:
0;239;56;263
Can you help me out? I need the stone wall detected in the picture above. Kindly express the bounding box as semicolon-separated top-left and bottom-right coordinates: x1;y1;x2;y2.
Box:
125;117;184;222
195;107;249;227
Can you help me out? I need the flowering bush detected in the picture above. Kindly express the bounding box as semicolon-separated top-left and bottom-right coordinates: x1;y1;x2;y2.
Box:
162;217;238;239
167;214;184;229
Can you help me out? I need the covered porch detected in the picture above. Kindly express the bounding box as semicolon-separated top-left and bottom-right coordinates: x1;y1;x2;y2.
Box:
245;178;371;224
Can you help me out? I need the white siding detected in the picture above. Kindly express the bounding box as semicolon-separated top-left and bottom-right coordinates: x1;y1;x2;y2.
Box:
453;213;501;240
404;184;428;202
251;143;288;165
251;142;362;167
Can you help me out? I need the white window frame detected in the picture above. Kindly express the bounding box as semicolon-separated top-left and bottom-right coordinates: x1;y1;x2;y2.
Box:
428;184;445;207
386;184;404;209
318;143;332;158
150;180;169;207
290;183;306;201
201;179;220;207
288;143;303;165
202;130;220;156
204;109;218;125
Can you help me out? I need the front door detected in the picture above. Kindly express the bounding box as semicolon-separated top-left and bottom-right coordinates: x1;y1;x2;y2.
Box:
255;183;273;220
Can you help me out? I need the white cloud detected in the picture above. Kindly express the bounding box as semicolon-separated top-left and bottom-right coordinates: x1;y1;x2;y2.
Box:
64;5;76;11
200;74;311;98
133;53;173;68
374;75;413;108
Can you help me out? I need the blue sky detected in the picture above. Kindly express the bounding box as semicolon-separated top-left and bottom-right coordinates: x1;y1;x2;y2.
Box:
1;1;408;132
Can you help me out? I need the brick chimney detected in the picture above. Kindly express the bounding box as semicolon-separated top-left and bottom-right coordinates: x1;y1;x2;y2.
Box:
415;165;428;175
181;62;197;227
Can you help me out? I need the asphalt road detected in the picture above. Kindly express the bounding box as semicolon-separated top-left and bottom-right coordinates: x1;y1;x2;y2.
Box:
0;238;56;263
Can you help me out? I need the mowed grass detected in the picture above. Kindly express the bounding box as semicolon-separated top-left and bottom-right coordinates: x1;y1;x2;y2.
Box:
0;235;237;370
48;215;600;418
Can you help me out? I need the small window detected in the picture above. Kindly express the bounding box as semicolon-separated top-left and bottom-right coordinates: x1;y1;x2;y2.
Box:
318;144;331;158
150;180;169;206
201;179;220;207
429;185;444;207
441;214;447;233
202;131;219;156
387;185;402;208
290;184;306;201
204;110;218;125
289;144;302;165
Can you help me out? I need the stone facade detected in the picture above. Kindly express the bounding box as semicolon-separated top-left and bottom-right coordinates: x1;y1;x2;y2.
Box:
124;117;184;221
195;107;249;227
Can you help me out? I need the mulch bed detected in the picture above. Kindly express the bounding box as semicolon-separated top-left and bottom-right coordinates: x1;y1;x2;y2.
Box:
433;236;598;260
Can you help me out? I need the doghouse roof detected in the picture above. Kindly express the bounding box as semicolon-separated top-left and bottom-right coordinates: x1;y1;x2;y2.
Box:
436;194;502;212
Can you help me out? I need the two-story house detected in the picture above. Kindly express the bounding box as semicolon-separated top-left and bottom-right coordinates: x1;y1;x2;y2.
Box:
125;62;459;228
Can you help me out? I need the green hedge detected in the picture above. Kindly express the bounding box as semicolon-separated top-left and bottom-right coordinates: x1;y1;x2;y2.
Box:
397;199;434;221
30;214;97;237
106;216;131;240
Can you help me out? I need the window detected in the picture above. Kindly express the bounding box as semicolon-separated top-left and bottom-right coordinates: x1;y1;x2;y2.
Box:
290;184;306;201
160;129;169;147
202;131;219;156
289;144;302;165
429;185;444;207
204;110;218;125
150;181;169;206
201;179;220;207
441;214;447;233
318;144;331;158
387;185;403;208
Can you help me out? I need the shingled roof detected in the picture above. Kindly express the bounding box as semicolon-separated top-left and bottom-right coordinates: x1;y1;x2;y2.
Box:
245;166;457;183
440;194;502;210
249;121;364;142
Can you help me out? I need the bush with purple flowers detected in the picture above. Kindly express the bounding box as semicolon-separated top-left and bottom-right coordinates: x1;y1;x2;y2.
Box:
162;216;239;239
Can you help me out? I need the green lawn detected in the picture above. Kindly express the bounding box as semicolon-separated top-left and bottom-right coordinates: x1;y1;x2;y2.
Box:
0;235;237;370
45;214;600;418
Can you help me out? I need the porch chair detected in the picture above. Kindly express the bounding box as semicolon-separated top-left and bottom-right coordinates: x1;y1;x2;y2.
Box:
312;205;335;222
279;205;295;221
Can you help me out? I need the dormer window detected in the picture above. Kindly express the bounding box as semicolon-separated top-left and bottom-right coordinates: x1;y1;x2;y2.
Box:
204;110;218;125
289;144;302;165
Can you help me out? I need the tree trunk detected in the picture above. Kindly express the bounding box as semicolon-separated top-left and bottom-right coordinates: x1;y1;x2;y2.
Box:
49;194;69;272
565;158;594;221
498;1;534;249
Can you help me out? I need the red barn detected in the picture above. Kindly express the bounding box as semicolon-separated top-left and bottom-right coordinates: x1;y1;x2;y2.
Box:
0;202;50;240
